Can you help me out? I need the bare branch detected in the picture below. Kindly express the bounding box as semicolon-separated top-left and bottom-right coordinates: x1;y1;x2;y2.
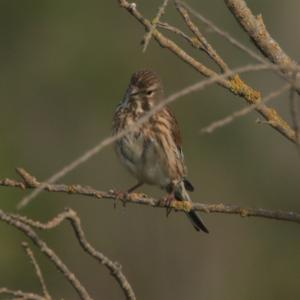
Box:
2;168;300;225
120;0;218;79
289;73;300;148
174;0;229;73
0;210;93;300
142;0;169;52
0;288;45;300
2;2;299;299
158;21;199;48
177;0;267;65
201;84;290;134
17;63;286;209
8;205;136;300
118;0;296;142
224;0;297;74
22;242;52;300
177;1;300;92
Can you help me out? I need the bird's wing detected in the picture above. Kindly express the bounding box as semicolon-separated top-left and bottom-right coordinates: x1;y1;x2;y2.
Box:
164;106;182;154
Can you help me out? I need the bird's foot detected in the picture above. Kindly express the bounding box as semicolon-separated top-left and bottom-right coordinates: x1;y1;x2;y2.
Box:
161;194;176;217
113;191;129;208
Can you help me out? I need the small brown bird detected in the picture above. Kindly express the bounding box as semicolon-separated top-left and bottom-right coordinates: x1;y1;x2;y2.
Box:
113;70;208;233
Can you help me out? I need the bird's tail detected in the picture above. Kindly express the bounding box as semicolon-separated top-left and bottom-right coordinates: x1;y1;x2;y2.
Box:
175;181;209;233
187;210;209;233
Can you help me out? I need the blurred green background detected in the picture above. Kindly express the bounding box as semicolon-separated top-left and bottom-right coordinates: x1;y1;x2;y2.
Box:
0;1;299;299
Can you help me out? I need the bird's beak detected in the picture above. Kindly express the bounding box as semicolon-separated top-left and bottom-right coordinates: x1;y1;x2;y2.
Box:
129;86;139;96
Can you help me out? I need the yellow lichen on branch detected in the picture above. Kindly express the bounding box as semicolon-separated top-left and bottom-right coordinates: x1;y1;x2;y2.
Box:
229;75;261;103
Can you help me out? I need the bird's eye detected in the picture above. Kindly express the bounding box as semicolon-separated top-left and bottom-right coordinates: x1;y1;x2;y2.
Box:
146;90;154;96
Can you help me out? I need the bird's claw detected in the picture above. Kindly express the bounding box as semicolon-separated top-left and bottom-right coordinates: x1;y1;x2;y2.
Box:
161;194;176;217
114;191;129;208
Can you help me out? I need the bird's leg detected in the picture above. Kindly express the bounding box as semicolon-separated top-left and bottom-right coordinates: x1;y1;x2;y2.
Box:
114;182;144;208
113;191;124;209
161;193;176;217
127;182;143;193
160;183;177;216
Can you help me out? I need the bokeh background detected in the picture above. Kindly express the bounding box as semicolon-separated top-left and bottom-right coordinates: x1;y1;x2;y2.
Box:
0;1;299;299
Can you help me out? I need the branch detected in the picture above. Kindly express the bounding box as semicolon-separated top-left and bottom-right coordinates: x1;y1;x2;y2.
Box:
201;83;290;134
289;74;300;148
16;63;278;209
10;2;298;211
2;198;136;300
0;210;93;300
2;168;299;225
177;0;267;65
176;0;300;121
22;242;52;300
174;1;229;73
158;21;209;52
17;209;136;300
175;0;296;88
118;0;296;143
0;288;45;300
224;0;297;75
142;0;169;52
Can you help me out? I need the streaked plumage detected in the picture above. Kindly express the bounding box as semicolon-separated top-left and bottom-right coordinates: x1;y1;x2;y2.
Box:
113;70;208;233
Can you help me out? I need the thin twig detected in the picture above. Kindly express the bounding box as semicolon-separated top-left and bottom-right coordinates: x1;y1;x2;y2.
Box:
177;0;267;65
0;210;93;300
289;73;300;149
173;1;300;93
142;0;169;52
224;0;297;76
158;20;229;71
9;205;136;300
201;84;290;134
158;21;197;46
15;1;300;208
15;2;298;210
16;63;287;210
0;287;45;300
118;0;296;141
174;0;229;73
289;90;299;141
3;168;300;225
22;242;52;300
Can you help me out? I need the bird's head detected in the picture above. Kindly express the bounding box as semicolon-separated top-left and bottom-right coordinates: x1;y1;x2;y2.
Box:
124;70;164;111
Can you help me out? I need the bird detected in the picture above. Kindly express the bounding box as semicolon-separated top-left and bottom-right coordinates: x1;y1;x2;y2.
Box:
112;70;209;233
